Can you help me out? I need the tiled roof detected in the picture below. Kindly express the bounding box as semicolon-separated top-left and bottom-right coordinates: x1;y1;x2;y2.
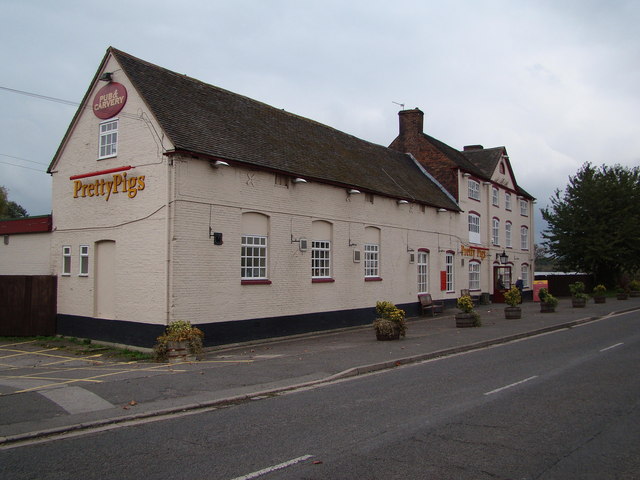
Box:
109;48;460;211
463;147;535;199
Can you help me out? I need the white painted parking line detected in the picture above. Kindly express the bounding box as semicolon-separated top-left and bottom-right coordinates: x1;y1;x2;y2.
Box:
229;455;314;480
600;342;624;352
484;376;538;396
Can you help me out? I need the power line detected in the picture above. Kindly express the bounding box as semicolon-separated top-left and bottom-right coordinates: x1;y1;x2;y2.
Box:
0;160;48;173
0;153;49;166
0;85;79;106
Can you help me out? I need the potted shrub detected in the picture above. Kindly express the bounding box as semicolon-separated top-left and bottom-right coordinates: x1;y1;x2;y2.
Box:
570;281;588;308
592;284;607;304
503;286;522;319
538;288;558;313
616;287;629;300
373;301;407;340
629;280;640;298
154;320;204;363
455;295;481;328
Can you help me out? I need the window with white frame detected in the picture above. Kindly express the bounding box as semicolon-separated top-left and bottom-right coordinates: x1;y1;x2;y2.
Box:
79;245;89;276
468;213;480;244
311;241;331;278
417;251;429;293
492;218;500;245
469;261;480;291
468;179;480;201
62;246;71;276
521;226;529;250
505;221;512;248
520;198;529;216
445;252;454;292
505;192;512;211
241;235;268;279
492;187;499;206
522;264;530;288
364;243;379;278
99;119;118;159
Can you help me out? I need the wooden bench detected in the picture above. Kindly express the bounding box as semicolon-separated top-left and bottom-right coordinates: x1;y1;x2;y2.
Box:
418;293;444;317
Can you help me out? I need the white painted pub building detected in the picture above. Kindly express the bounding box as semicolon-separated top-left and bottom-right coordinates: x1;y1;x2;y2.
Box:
2;48;535;347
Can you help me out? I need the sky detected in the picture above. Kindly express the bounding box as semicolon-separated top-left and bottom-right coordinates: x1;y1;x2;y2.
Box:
1;0;639;244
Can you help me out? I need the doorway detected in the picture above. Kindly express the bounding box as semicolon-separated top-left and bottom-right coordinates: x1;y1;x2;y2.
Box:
94;240;116;319
493;265;512;303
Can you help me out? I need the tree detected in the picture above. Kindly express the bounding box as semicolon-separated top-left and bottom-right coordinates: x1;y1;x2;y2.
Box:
541;163;640;286
0;186;28;219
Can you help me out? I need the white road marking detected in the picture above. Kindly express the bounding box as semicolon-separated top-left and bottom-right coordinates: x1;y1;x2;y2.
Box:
229;455;314;480
600;342;624;352
39;386;114;414
484;376;538;396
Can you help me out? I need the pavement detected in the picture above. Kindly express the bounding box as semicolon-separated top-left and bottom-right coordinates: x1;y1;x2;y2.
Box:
1;296;639;446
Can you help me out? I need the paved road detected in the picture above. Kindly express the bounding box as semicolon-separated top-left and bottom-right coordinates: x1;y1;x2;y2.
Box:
2;310;638;479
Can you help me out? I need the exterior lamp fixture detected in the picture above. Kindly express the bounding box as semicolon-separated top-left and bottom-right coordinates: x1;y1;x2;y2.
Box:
397;199;409;205
347;189;361;195
211;160;229;168
98;72;113;82
292;177;307;184
437;208;447;213
496;250;509;264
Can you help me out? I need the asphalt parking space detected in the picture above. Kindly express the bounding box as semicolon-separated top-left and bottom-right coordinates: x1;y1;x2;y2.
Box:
0;340;182;397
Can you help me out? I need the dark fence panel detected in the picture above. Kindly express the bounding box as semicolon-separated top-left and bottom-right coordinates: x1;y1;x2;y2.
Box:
534;273;593;297
0;276;57;336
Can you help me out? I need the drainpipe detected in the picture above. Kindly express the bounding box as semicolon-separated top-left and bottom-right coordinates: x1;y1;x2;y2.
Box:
165;156;174;325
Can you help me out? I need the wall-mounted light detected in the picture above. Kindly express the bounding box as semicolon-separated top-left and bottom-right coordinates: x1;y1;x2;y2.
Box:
347;189;361;195
98;72;113;82
496;250;509;264
462;172;471;178
211;160;229;168
293;177;307;184
397;199;409;205
437;208;447;213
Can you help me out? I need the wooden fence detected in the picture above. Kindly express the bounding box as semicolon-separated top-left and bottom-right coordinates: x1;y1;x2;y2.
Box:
0;276;57;337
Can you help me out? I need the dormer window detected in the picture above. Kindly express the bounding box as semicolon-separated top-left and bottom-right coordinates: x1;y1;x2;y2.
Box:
468;179;480;201
99;119;118;159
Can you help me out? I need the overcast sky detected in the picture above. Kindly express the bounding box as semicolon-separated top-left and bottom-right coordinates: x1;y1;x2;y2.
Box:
1;0;639;243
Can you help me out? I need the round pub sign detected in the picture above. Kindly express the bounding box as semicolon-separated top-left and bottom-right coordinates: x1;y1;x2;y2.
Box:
93;82;127;119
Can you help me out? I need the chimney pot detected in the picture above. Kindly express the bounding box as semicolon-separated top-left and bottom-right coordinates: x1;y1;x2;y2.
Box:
463;145;484;151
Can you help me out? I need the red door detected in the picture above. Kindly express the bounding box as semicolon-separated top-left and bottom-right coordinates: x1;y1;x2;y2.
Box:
493;266;512;303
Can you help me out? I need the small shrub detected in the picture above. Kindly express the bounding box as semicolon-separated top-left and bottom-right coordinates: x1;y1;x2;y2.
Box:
374;301;407;337
629;280;640;292
504;286;521;307
456;295;474;313
153;320;204;362
592;284;607;296
570;281;588;300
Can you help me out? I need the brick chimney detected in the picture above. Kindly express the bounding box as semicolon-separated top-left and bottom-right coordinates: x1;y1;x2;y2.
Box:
398;108;424;138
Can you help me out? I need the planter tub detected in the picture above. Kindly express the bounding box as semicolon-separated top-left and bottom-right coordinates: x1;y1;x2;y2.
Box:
540;303;556;313
629;291;639;298
376;326;401;341
572;297;587;308
504;306;522;319
593;296;606;304
455;313;476;328
617;293;629;300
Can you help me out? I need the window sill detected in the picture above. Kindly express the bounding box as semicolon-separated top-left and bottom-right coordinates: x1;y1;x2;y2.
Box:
312;278;335;283
365;277;383;282
241;279;272;285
